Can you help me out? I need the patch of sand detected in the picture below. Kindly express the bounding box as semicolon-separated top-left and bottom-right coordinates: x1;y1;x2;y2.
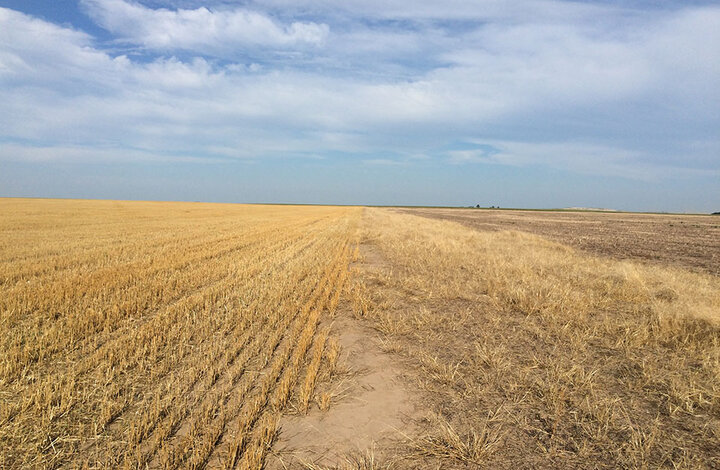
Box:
268;314;417;468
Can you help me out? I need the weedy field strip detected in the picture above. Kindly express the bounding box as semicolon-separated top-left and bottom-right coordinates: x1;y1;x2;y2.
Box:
399;207;720;275
349;208;720;468
0;198;360;469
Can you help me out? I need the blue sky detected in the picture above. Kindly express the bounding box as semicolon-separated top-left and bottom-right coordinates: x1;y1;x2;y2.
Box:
0;1;718;211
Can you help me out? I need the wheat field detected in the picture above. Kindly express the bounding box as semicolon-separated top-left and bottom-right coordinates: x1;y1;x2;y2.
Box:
2;199;719;469
0;198;359;469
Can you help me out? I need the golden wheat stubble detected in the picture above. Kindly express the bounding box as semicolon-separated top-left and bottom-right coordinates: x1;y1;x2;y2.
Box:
0;198;359;469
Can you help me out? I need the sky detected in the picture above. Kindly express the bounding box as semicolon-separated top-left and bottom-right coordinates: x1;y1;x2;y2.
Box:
0;1;718;212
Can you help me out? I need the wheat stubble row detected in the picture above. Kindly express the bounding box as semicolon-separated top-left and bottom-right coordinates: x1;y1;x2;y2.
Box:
0;198;360;469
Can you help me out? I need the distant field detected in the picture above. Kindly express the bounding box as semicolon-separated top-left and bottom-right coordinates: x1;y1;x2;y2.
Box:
345;209;720;468
397;208;720;275
0;199;359;468
1;200;719;469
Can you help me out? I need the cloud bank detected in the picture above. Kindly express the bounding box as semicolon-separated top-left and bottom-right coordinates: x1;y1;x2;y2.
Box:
80;0;328;51
1;0;719;207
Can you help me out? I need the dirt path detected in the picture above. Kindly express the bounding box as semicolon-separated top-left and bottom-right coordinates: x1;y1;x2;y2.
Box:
267;256;419;469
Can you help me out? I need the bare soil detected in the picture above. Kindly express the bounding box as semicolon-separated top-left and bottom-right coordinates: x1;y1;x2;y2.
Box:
397;208;720;276
268;291;420;468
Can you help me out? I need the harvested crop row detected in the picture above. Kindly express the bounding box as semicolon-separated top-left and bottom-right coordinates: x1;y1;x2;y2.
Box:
0;198;360;469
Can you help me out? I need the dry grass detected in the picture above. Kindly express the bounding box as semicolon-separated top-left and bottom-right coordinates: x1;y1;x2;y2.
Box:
303;447;396;470
0;198;360;469
352;208;720;468
3;200;719;468
399;207;720;275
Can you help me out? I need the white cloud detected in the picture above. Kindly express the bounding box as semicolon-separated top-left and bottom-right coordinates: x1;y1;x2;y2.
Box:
0;8;112;88
0;143;218;163
0;2;718;182
80;0;329;53
362;158;406;166
247;0;615;22
452;140;720;180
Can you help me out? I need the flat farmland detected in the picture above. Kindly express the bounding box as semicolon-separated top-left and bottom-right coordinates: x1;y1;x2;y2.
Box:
347;208;720;469
397;208;720;275
0;199;359;468
2;200;719;469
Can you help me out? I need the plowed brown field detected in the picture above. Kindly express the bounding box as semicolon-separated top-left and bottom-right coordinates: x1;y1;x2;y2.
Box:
398;208;720;275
